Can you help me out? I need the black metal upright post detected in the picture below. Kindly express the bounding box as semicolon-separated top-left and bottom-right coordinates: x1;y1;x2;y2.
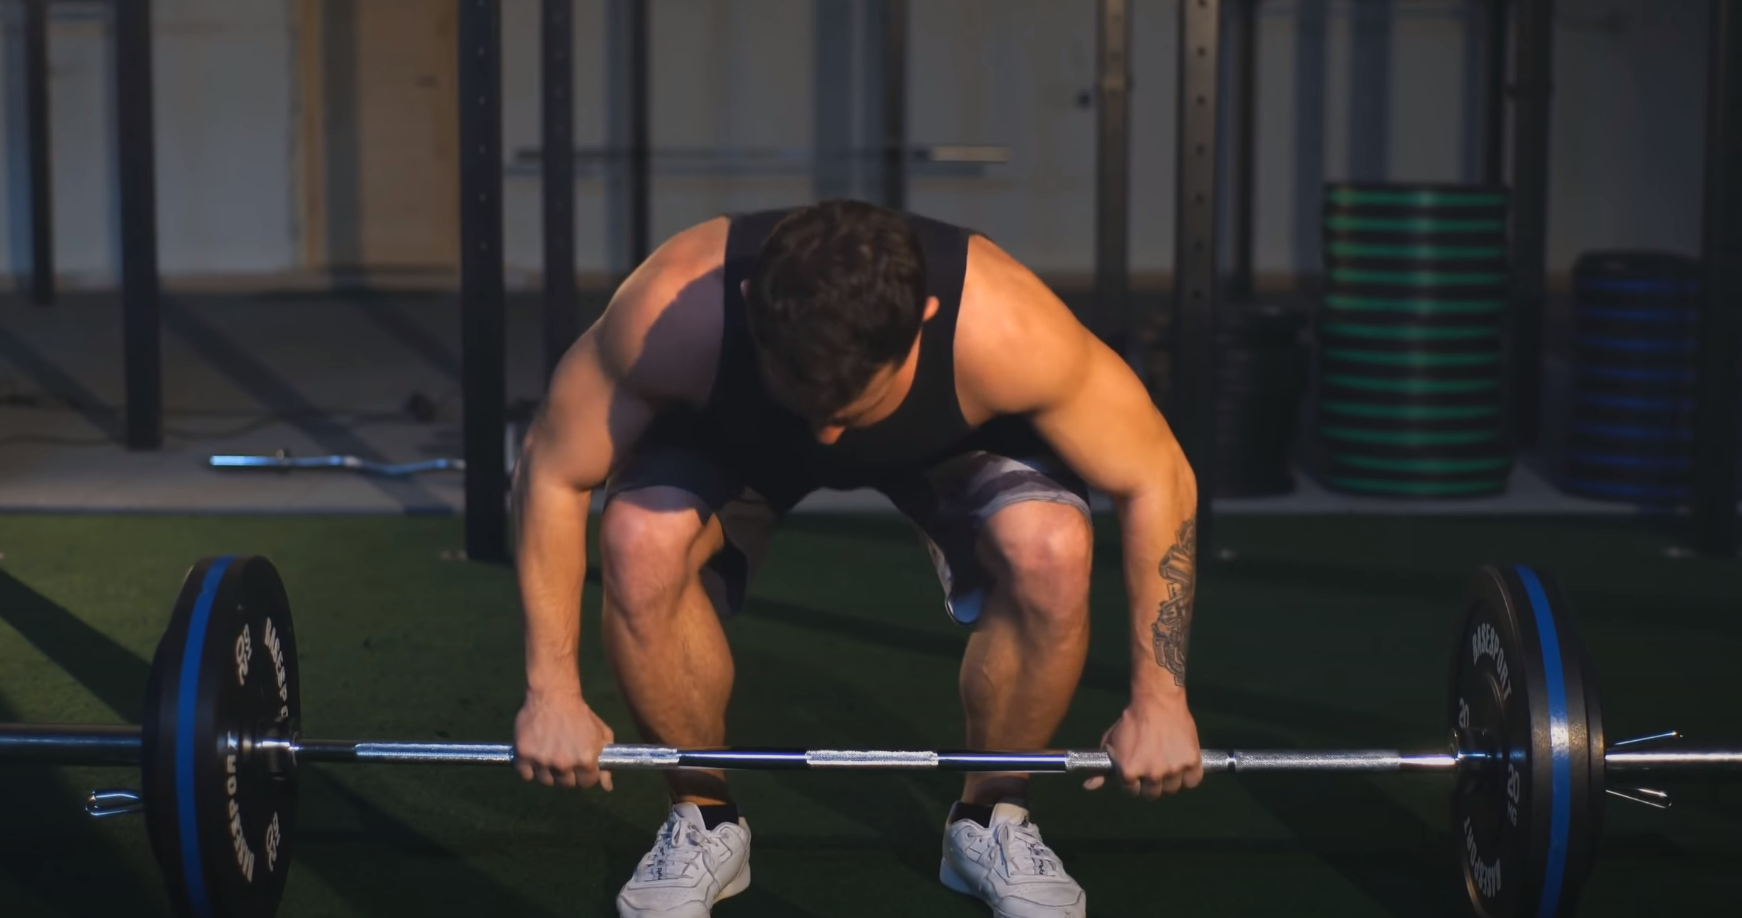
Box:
1482;0;1509;184
23;0;54;305
460;0;508;562
625;0;651;268
1507;0;1553;450
1691;0;1742;556
880;0;907;211
114;0;161;449
1346;0;1392;181
1172;0;1223;553
541;0;577;381
1227;0;1258;302
1095;0;1132;344
813;0;856;200
1290;0;1327;284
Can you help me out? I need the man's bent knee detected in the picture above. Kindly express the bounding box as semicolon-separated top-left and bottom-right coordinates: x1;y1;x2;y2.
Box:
599;489;721;622
979;501;1093;621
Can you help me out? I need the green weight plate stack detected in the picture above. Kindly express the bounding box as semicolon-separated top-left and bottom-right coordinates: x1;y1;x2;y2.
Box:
1315;183;1512;497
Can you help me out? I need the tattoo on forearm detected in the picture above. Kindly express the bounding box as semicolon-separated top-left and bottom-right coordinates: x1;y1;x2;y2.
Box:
1150;515;1197;686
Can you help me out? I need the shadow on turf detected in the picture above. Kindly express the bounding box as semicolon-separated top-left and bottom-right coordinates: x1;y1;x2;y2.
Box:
732;595;1477;915
0;690;170;916
737;594;1418;741
0;569;155;722
1204;725;1470;918
1192;550;1742;639
0;571;598;917
778;514;918;546
727;643;975;905
294;768;571;917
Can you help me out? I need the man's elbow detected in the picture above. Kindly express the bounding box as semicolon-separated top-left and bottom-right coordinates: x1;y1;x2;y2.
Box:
1104;438;1196;511
1163;438;1198;510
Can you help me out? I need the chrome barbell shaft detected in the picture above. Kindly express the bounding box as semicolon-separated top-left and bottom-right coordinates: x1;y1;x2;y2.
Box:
291;742;1458;773
1208;750;1457;772
6;723;1741;774
0;724;144;764
241;742;1742;773
1605;750;1742;771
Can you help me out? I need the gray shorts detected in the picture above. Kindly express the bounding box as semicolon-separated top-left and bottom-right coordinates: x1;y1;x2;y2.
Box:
604;448;1091;626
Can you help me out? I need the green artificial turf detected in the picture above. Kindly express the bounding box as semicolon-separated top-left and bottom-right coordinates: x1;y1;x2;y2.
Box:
0;513;1737;917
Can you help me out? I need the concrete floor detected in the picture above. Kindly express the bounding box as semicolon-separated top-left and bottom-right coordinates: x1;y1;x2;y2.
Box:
0;290;1663;516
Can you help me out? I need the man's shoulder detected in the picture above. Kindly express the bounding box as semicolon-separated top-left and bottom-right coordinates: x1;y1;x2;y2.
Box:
956;236;1093;416
596;219;730;403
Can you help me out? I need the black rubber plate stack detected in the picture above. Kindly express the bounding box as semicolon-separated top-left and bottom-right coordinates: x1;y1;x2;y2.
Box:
143;556;302;918
1450;565;1604;918
1560;251;1700;504
1216;304;1308;496
1315;184;1512;498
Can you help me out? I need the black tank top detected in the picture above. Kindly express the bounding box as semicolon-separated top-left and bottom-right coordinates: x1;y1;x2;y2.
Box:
646;208;1043;507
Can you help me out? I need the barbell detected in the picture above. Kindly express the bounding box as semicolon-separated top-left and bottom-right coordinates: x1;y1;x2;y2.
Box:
0;555;1736;918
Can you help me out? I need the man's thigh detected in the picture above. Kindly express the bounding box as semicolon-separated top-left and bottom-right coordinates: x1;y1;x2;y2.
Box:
879;451;1092;625
604;447;782;616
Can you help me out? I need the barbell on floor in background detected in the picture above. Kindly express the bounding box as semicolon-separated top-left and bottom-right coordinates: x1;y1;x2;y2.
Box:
0;557;1736;918
207;451;465;478
205;399;540;481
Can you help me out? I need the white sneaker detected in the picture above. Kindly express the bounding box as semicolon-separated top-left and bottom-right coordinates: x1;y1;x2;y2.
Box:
939;802;1086;918
617;803;752;917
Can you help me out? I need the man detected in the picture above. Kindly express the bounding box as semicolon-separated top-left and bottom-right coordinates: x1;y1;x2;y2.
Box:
512;201;1203;918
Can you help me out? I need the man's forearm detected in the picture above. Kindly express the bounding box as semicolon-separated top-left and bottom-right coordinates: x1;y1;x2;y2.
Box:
1114;473;1198;702
514;461;594;697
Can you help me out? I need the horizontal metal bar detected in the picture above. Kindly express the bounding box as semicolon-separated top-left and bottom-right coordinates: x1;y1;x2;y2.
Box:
0;724;142;764
286;740;514;765
917;145;1010;164
297;742;1103;772
208;454;465;477
353;742;513;764
9;724;1737;777
504;144;1008;180
1204;750;1458;772
594;748;1114;772
294;743;1454;774
511;144;1009;165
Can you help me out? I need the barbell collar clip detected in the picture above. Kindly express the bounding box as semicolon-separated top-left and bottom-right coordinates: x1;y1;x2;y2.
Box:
1609;730;1683;750
1606;786;1673;809
85;788;144;818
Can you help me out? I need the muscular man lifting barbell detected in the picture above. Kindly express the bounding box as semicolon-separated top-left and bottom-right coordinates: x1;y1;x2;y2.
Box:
12;202;1731;918
510;200;1204;916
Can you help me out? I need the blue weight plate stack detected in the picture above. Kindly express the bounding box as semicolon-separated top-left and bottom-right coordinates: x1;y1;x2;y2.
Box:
1559;251;1700;504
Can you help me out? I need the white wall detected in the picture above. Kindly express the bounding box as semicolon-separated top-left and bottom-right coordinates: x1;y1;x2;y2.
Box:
1;2;114;278
1547;0;1708;265
501;0;612;276
501;0;818;276
905;0;1101;272
0;0;298;282
0;0;1716;285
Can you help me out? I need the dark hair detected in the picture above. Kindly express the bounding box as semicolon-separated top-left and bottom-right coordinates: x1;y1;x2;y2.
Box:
744;200;928;419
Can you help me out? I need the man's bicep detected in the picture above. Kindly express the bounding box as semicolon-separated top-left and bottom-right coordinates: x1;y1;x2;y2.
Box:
531;332;659;490
1030;341;1191;499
